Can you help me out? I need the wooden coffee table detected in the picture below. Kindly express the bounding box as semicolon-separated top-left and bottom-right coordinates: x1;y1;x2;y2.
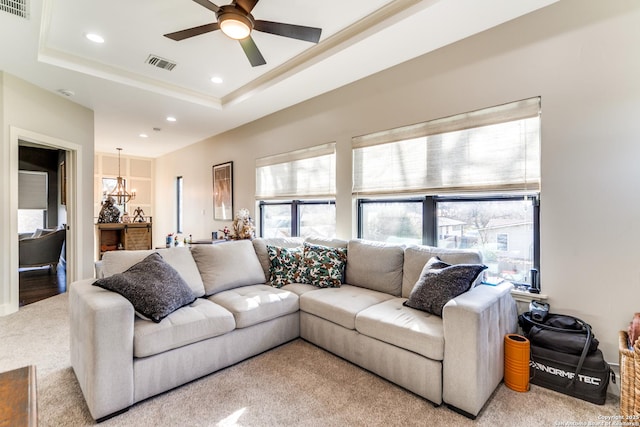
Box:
0;365;37;426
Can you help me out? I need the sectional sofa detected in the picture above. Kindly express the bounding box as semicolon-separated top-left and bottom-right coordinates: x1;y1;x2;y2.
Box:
69;237;517;421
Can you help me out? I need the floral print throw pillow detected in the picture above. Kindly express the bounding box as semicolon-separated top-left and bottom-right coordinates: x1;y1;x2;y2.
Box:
267;245;303;288
300;242;347;288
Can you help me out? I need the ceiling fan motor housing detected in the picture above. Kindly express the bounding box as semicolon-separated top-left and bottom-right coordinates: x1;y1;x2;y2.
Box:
217;5;255;39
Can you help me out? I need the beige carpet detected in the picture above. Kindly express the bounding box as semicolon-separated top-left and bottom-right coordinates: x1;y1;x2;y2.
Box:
0;293;619;426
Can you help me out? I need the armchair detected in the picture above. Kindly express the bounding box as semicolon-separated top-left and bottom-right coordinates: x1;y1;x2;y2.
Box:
19;228;66;272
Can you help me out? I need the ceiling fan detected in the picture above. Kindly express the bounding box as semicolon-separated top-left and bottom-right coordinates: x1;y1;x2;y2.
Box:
164;0;323;67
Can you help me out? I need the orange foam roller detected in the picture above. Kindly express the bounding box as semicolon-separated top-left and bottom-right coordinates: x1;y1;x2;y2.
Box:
504;334;530;392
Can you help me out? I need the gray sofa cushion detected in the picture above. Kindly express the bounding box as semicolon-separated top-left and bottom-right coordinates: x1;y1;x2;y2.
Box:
355;298;445;360
403;257;487;316
133;298;235;358
209;284;299;329
100;247;206;297
345;240;404;296
281;283;320;296
191;240;266;296
93;253;196;323
304;236;348;248
402;245;482;298
300;284;394;330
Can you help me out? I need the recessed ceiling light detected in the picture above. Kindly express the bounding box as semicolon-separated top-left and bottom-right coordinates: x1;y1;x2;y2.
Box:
85;33;105;43
139;133;148;138
166;116;177;122
211;76;223;84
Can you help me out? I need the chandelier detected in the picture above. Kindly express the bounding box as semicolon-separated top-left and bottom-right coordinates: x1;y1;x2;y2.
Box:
107;148;136;205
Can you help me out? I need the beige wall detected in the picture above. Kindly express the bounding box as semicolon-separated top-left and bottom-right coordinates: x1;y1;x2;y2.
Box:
0;73;94;315
154;0;640;364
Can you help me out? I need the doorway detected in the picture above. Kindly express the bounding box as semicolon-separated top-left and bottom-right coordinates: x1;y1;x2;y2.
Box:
17;143;68;305
4;126;83;315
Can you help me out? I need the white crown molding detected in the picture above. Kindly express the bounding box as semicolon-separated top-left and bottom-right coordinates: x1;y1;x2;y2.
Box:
37;0;426;110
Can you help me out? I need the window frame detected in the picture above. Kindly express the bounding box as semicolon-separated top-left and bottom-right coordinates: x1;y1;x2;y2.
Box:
357;193;540;271
176;176;183;234
259;199;336;238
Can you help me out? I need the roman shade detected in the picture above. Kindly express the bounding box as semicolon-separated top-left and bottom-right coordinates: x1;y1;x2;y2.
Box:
352;97;541;195
256;143;336;200
19;170;48;209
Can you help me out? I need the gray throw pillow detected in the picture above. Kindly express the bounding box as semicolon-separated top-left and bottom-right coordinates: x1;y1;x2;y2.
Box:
403;256;487;316
93;252;196;323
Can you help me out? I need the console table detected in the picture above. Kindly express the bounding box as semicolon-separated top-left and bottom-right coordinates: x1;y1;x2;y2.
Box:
0;365;37;426
96;222;152;259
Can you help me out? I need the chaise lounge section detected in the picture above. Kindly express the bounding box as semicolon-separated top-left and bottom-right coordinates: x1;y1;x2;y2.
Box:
69;238;516;421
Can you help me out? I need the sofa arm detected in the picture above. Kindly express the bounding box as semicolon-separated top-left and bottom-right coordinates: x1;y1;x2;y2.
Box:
442;282;517;418
69;279;135;420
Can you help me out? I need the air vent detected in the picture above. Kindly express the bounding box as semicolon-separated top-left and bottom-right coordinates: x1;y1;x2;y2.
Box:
146;55;177;71
1;0;29;18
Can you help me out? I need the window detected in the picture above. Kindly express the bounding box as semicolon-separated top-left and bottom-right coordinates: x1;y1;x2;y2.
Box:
435;195;538;283
18;171;48;232
101;177;126;214
176;176;183;233
497;233;509;251
358;199;423;244
259;200;336;238
256;143;336;238
358;195;539;283
18;210;46;234
354;98;541;284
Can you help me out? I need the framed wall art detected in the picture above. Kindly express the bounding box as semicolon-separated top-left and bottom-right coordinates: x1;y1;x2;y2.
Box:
213;161;233;220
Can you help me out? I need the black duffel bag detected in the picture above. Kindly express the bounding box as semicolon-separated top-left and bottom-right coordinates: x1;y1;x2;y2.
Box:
519;312;599;355
529;344;611;405
519;312;608;401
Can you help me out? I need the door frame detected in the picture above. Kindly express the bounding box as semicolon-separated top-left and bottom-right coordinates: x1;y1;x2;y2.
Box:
6;126;84;314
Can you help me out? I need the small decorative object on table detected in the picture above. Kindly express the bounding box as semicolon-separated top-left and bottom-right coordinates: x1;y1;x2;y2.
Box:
219;226;231;240
232;208;255;240
97;197;121;223
132;207;146;223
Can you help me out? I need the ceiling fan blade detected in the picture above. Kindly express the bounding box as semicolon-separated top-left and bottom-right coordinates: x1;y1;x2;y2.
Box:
254;20;322;43
235;0;259;14
164;23;220;41
192;0;220;13
239;36;266;67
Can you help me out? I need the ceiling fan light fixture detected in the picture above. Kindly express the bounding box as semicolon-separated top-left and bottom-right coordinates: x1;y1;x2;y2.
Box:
218;9;253;40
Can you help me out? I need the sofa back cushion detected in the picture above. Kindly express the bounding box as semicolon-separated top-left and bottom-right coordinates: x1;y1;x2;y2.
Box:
100;247;205;297
192;240;266;296
253;237;305;281
402;245;482;298
345;239;404;296
304;236;348;249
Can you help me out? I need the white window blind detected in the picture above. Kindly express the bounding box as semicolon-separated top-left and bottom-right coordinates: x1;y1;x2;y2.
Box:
256;143;336;200
352;98;541;195
18;170;48;209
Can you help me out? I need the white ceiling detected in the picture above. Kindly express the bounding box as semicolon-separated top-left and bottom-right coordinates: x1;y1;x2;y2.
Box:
0;0;557;158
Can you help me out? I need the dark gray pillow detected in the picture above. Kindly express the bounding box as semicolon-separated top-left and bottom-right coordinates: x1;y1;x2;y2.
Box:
93;252;196;323
403;256;487;316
